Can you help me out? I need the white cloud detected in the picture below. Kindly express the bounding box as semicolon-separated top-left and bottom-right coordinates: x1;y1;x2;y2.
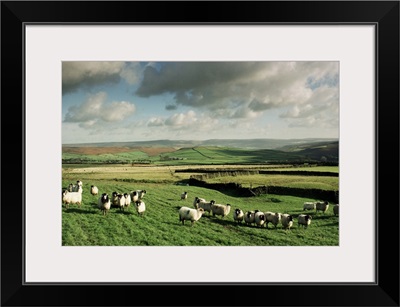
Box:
63;92;136;128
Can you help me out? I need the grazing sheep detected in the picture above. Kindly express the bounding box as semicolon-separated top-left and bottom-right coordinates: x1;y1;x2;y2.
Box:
315;201;329;214
178;206;205;226
90;185;99;196
62;187;83;209
135;200;146;216
298;214;312;228
233;208;244;224
333;204;339;216
97;193;111;215
254;211;266;227
281;214;294;230
264;211;282;229
303;201;316;211
130;190;147;202
196;199;214;214
181;191;188;200
244;210;258;226
211;203;231;218
193;197;206;208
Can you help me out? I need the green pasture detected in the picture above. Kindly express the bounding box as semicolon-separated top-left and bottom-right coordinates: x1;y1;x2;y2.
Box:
62;165;339;246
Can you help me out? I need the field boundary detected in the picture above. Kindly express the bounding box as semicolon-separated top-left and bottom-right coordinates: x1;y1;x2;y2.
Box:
188;178;339;203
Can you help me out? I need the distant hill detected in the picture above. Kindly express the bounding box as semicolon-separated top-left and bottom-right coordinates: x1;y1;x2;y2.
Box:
63;138;338;150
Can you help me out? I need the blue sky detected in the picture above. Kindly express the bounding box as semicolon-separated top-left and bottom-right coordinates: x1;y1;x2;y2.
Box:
62;61;339;144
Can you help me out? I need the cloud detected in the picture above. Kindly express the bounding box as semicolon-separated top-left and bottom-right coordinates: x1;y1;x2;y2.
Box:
62;61;141;94
63;92;136;128
135;61;339;122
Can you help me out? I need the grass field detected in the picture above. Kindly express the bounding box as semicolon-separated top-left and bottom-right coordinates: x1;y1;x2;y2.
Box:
62;164;339;246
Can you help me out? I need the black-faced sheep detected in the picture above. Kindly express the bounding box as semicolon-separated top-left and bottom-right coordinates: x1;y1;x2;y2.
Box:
233;208;244;224
193;197;206;208
211;203;231;218
62;188;82;209
303;201;316;211
130;190;146;202
111;191;120;208
181;191;188;200
264;211;281;229
244;210;259;226
315;201;329;214
135;200;146;216
178;206;205;226
196;199;214;214
298;214;312;228
333;204;339;216
281;214;294;230
90;185;99;196
254;211;266;227
97;193;111;215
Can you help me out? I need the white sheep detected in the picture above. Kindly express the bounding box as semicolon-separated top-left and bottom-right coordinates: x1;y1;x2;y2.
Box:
298;214;312;228
264;211;282;229
315;201;329;214
130;190;147;202
178;206;205;226
62;187;83;209
196;199;214;215
123;193;131;209
193;197;206;208
97;193;111;215
233;208;244;224
135;200;146;216
90;185;99;196
303;201;316;211
181;191;188;200
333;204;339;216
281;214;294;230
211;203;231;218
72;180;83;192
254;211;266;227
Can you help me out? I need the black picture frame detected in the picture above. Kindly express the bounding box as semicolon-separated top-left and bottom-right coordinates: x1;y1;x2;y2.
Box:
1;1;399;306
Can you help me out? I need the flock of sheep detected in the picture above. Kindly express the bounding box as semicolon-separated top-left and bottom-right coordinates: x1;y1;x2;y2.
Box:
62;180;147;216
179;193;339;229
62;182;338;231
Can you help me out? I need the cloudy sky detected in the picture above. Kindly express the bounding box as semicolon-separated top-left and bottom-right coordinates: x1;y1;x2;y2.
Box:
62;61;339;144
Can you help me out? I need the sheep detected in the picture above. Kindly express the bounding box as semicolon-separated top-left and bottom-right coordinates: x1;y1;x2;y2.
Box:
303;201;316;211
315;201;329;214
181;191;188;200
254;211;266;227
97;193;111;215
135;200;146;216
244;210;259;226
193;197;206;208
130;190;147;202
211;203;231;218
62;187;83;209
233;208;244;224
196;199;214;214
298;214;312;228
123;193;131;209
333;204;339;216
178;206;205;226
90;185;99;196
281;214;294;230
67;183;74;192
111;191;121;208
264;211;282;229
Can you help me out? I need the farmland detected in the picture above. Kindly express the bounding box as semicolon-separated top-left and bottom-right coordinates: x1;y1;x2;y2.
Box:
62;141;339;246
